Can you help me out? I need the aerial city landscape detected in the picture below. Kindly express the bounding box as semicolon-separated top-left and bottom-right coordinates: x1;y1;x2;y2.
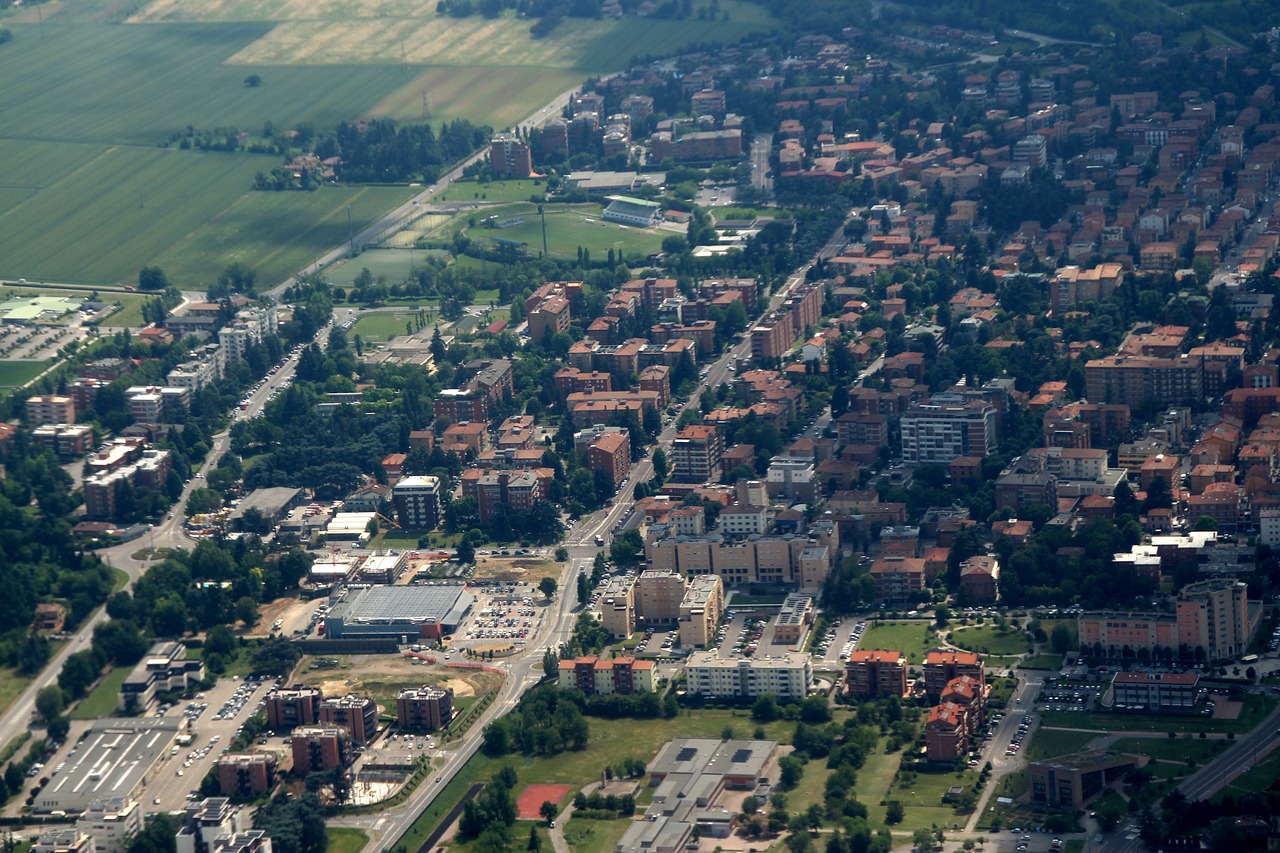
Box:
4;0;1280;851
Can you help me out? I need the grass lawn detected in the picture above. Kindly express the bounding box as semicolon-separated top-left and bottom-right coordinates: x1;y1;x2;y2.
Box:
1019;654;1064;670
1040;619;1079;650
1218;746;1280;797
890;767;979;832
0;360;51;388
0;665;33;720
326;249;428;290
948;625;1031;657
71;666;130;719
856;745;901;823
324;828;367;853
436;180;546;204
1040;694;1276;734
859;620;934;665
350;311;433;343
1022;728;1099;762
561;818;631;853
103;295;153;329
1110;735;1226;763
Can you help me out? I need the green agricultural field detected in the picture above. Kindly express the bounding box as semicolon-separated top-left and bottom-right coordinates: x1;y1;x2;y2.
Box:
71;666;130;720
0;360;51;388
456;203;668;262
949;625;1031;656
859;620;934;664
152;185;416;289
351;311;433;343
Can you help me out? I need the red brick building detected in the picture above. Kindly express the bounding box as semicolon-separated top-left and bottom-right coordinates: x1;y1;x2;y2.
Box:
587;431;631;488
845;650;908;698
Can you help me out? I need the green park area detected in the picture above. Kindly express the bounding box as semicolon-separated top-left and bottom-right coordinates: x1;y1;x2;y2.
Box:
1021;728;1099;762
859;620;934;664
435;179;546;204
949;624;1031;657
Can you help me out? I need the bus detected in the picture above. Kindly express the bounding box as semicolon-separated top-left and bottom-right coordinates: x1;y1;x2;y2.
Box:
1240;654;1259;664
594;535;605;547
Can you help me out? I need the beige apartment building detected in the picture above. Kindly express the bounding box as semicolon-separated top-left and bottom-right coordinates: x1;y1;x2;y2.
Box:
678;575;724;648
599;576;637;638
645;530;835;592
637;570;687;624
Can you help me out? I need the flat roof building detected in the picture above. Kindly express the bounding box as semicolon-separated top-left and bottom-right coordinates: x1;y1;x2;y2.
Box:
265;687;321;730
35;718;182;814
319;693;379;744
76;798;142;853
324;584;473;640
119;641;204;714
396;685;455;731
684;651;812;700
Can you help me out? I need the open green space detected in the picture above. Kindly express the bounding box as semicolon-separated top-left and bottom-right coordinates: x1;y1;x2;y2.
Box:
0;360;51;389
1109;735;1226;763
0;666;34;720
350;312;433;343
326;250;425;290
949;625;1031;657
561;818;630;853
1040;694;1276;734
1019;654;1064;670
1022;728;1099;762
436;180;545;204
448;203;668;262
71;665;130;719
859;620;934;665
1218;746;1280;797
889;767;980;832
324;828;368;853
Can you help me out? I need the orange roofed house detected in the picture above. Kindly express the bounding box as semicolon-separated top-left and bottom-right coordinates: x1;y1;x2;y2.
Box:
925;673;988;762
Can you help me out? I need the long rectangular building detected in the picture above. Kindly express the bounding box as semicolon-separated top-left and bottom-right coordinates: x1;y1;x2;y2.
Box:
684;651;812;700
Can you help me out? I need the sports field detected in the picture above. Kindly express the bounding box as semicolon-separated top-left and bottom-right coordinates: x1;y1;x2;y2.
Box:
455;203;669;260
0;361;51;388
351;311;433;342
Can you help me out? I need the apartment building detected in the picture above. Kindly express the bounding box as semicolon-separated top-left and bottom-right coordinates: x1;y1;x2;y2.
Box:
684;652;812;700
645;530;835;591
392;475;441;530
637;569;688;624
318;693;378;744
599;575;637;638
772;594;813;645
176;798;243;853
670;425;724;483
213;754;276;797
901;400;999;464
264;688;322;730
869;556;926;604
587;430;631;488
395;685;455;731
1085;355;1203;408
289;727;352;774
844;650;908;698
1176;579;1253;660
557;655;656;695
219;307;278;363
26;394;75;426
678;574;724;649
119;641;205;713
459;468;554;523
490;132;531;178
923;650;985;698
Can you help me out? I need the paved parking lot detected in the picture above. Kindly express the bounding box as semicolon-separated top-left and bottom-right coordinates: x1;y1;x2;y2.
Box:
811;618;866;668
140;676;276;813
457;581;546;652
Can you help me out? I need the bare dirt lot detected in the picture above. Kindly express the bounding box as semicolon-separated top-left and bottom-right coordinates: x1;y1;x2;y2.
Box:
292;654;502;711
473;556;562;584
1213;699;1243;720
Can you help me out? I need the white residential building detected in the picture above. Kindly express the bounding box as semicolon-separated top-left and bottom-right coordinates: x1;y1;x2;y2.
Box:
684;651;812;700
77;798;142;853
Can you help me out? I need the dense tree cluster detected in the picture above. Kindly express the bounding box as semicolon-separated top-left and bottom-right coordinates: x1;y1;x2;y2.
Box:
481;685;589;756
315;119;491;184
254;792;328;853
458;765;520;848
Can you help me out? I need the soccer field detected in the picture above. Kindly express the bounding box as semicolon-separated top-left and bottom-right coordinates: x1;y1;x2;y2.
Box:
461;203;669;261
